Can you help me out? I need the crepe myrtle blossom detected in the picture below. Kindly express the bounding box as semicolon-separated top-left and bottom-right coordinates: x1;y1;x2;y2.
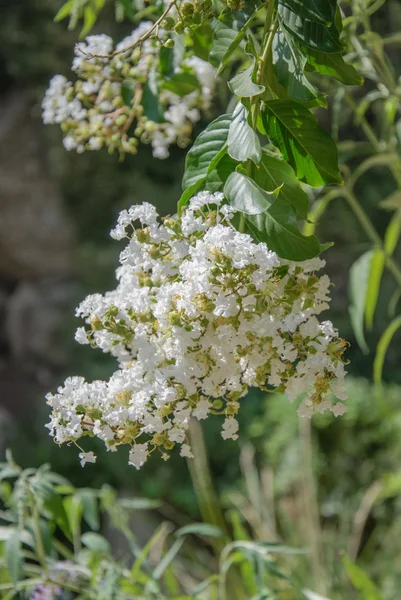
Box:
45;191;348;469
42;25;216;158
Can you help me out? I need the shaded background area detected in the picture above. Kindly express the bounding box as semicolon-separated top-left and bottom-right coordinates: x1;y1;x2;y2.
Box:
2;0;401;595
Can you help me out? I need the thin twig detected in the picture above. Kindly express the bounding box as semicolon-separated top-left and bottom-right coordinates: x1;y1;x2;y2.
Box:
77;0;177;59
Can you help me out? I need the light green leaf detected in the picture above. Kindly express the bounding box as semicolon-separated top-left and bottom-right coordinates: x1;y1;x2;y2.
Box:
365;248;385;330
273;30;326;106
278;4;344;53
349;250;374;354
279;0;337;25
81;532;110;553
228;57;264;97
261;100;342;186
54;0;75;22
365;212;401;329
175;523;225;538
5;529;21;585
153;538;185;579
255;150;309;219
304;48;364;85
224;171;322;260
227;104;261;164
80;5;97;38
343;556;384;600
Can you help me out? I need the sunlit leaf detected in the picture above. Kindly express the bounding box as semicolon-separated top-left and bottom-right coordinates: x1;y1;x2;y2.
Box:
261;100;342;186
227;103;261;164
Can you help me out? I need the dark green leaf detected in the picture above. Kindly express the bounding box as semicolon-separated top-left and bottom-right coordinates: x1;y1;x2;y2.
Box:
180;114;232;209
227;103;261;164
205;153;238;192
45;492;72;541
163;72;201;97
261;99;342;186
273;30;326;106
278;5;345;53
5;529;21;585
228;57;264;97
210;2;259;74
121;79;135;107
78;489;100;531
192;25;214;61
255;150;309;219
279;0;336;25
224;171;322;260
304;48;364;85
159;46;174;77
142;71;164;123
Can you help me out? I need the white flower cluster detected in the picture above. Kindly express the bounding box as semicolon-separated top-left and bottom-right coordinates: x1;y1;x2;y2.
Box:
46;192;348;469
42;24;216;158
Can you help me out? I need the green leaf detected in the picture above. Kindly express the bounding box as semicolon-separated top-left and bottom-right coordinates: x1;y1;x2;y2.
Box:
45;492;72;541
228;57;264;97
365;248;385;330
343;556;384;600
121;79;135;107
153;538;185;579
255;150;309;219
224;171;322;260
365;213;401;329
5;529;21;585
278;5;345;53
227;103;261;164
80;5;97;38
175;523;225;538
349;250;374;354
142;71;164;123
163;72;201;97
210;3;259;74
273;30;326;106
279;0;337;25
78;489;100;531
261;100;342;186
159;46;174;77
81;532;110;553
192;24;214;61
54;0;75;22
374;315;401;385
304;48;364;85
179;114;233;210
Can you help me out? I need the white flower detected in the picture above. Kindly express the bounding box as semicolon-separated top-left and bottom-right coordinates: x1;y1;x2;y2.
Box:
180;444;194;458
221;417;239;441
46;192;348;468
79;451;97;467
128;444;148;469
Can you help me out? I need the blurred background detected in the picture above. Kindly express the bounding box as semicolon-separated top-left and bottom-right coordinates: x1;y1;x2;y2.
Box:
1;0;401;596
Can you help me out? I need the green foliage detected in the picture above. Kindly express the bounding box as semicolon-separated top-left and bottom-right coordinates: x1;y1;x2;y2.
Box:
0;455;313;599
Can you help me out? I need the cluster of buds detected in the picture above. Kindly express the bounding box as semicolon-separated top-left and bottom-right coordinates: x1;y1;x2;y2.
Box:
46;192;348;470
42;23;216;158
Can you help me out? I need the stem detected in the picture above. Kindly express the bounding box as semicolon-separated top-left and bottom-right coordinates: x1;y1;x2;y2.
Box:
298;417;328;596
187;420;227;553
